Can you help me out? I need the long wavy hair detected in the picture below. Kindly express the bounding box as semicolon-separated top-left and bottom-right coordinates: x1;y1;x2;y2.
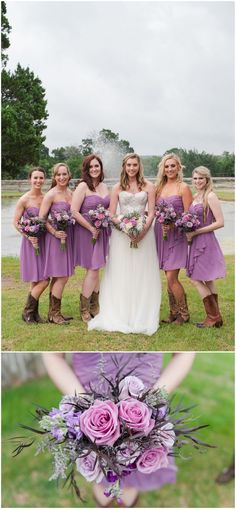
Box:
120;153;146;191
192;166;213;222
79;154;104;192
155;153;184;196
50;163;72;189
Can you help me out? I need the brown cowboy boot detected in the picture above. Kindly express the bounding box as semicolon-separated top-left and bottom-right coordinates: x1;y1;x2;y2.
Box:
90;291;100;317
22;293;37;324
161;289;178;323
34;299;47;323
49;295;69;325
48;291;73;322
80;294;92;323
196;294;223;328
212;293;223;326
173;292;190;324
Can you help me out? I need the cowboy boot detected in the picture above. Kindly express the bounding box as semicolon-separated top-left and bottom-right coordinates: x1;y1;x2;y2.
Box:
161;289;178;323
173;292;190;324
90;291;100;317
48;291;73;322
80;294;92;323
22;293;37;324
34;299;47;323
49;294;69;325
196;294;223;328
212;293;223;326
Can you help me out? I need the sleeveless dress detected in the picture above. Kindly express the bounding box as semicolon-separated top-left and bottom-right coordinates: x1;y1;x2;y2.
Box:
72;352;177;492
20;206;46;282
73;195;111;270
154;195;188;270
88;191;161;336
43;201;74;278
186;203;226;281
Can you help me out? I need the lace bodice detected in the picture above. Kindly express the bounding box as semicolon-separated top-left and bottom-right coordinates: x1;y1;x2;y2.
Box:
118;191;147;215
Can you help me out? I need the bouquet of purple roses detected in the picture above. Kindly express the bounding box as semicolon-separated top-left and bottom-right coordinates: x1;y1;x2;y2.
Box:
49;209;75;251
18;215;45;256
118;211;146;248
175;212;201;244
88;205;111;245
12;364;214;503
155;201;177;240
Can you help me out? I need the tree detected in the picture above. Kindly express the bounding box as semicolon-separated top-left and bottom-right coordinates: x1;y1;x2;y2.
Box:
1;2;11;67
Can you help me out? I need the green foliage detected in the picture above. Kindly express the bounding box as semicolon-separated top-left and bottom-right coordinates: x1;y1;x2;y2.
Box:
1;1;11;67
163;148;235;177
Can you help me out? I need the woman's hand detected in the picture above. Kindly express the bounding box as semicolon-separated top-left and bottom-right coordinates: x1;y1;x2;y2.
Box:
186;231;196;242
27;236;38;246
55;230;67;240
162;224;172;234
91;227;100;239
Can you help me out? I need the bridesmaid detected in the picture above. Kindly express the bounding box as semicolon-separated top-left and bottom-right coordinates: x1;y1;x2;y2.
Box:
186;166;226;328
71;154;110;323
13;167;49;323
155;153;192;324
39;163;74;325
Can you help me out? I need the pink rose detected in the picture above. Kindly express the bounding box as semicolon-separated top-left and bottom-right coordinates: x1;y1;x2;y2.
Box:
137;447;169;474
80;400;121;445
118;398;155;435
119;376;145;400
76;451;104;483
94;220;102;228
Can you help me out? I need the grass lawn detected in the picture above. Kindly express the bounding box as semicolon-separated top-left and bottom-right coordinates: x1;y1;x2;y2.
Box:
2;256;234;352
2;352;234;508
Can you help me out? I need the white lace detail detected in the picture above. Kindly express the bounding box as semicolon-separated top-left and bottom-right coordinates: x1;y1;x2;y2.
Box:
119;191;147;215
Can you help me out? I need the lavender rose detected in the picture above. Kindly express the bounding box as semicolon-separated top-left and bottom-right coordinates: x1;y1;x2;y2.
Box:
76;451;104;483
119;376;145;400
118;398;155;435
116;442;141;465
137;447;169;474
80;400;121;445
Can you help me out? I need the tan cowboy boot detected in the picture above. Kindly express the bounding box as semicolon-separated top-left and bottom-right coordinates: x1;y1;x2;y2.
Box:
80;294;92;323
90;291;100;317
196;294;223;328
161;289;178;323
34;299;47;323
22;293;37;324
49;295;69;325
48;291;73;322
212;293;223;326
173;292;190;324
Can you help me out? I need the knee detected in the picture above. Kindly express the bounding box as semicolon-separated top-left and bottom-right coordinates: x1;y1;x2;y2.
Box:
43;278;50;289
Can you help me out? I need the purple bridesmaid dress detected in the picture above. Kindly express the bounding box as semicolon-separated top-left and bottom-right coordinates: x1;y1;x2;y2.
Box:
154;195;188;270
20;207;46;282
73;195;111;270
43;201;74;278
186;203;226;281
72;352;177;492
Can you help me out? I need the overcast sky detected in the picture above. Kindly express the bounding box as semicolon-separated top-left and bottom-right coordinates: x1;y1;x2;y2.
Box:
6;0;235;155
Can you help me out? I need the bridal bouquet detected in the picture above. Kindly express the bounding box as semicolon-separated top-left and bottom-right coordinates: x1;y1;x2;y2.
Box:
49;210;75;251
118;211;146;248
175;212;201;244
19;215;45;256
155;202;177;240
12;371;214;503
88;205;111;245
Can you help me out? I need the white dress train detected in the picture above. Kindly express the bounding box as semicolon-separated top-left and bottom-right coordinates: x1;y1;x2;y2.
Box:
88;191;161;336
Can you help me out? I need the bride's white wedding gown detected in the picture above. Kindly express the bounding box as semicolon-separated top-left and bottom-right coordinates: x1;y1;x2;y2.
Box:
88;191;161;336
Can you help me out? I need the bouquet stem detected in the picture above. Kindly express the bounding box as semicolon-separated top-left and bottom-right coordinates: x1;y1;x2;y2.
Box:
34;245;40;256
130;241;138;248
60;239;66;251
92;237;97;245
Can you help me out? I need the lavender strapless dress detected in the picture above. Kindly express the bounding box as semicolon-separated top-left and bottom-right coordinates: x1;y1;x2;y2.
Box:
20;207;46;282
186;203;226;281
72;352;177;492
43;201;74;278
73;195;111;270
154;195;188;270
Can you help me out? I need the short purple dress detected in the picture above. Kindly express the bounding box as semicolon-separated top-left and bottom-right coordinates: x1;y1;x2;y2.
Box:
73;195;111;270
72;352;177;492
43;201;74;278
20;206;46;282
154;195;188;270
186;203;226;281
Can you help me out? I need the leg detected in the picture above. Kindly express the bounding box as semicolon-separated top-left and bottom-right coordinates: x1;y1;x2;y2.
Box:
30;278;50;323
166;270;189;324
82;269;100;298
205;280;217;294
22;279;49;324
161;272;178;323
93;483;139;508
195;279;223;328
189;279;211;299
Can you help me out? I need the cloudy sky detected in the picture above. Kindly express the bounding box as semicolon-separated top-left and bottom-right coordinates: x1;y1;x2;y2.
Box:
6;0;235;155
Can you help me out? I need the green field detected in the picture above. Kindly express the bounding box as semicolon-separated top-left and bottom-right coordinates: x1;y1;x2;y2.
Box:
2;256;234;352
2;353;234;508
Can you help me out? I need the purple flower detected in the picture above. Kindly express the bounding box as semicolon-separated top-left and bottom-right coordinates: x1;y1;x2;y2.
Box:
157;423;176;449
156;405;167;419
51;426;66;442
80;400;121;445
119;376;145;400
76;451;104;483
116;442;141;465
136;447;169;474
118;398;155;435
106;471;119;482
65;412;82;440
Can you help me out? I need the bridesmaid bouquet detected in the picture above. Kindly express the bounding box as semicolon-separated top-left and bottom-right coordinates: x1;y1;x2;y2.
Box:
88;205;111;245
49;210;75;251
155;202;177;240
12;370;214;503
118;211;146;248
19;216;45;256
175;212;201;244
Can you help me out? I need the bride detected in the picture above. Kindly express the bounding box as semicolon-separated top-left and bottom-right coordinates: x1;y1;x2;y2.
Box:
88;153;161;336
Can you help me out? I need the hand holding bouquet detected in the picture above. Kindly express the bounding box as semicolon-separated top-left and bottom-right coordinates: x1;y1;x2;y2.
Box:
155;202;177;240
18;216;45;256
175;212;201;244
88;205;111;245
118;211;146;248
49;210;75;251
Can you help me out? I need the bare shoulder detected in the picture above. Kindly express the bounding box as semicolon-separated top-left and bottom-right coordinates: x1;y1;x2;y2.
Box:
207;191;219;204
112;182;121;193
144;180;155;191
75;181;87;193
17;192;29;207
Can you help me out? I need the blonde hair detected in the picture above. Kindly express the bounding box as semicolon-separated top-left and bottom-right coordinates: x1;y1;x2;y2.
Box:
120;153;146;191
192;166;213;222
50;162;72;189
155;153;184;196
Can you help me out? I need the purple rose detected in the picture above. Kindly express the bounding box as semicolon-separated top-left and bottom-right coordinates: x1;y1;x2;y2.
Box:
119;376;145;400
137;447;169;474
80;400;121;445
116;442;141;465
76;451;104;483
118;398;155;435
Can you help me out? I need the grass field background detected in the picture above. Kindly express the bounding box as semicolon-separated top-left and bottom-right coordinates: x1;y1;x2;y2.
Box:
2;255;234;351
2;352;234;508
